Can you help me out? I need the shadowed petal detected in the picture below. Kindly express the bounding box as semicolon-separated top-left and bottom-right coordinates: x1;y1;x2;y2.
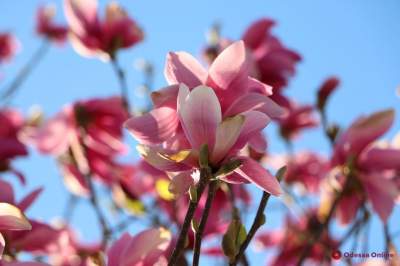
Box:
224;92;285;119
234;157;282;195
168;172;194;196
242;18;275;49
164;52;207;87
124;107;179;145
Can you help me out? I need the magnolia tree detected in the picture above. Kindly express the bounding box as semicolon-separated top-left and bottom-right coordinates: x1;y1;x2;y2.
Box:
0;0;399;266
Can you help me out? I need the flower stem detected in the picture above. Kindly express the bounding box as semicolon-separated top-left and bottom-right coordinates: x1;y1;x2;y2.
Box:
230;191;272;266
111;56;130;113
193;180;218;266
1;40;50;104
168;167;211;266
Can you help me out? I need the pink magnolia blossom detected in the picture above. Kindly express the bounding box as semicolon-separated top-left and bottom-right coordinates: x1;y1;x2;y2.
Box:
255;212;337;266
317;76;340;110
64;0;143;60
321;109;400;224
36;5;68;43
125;41;283;195
0;33;19;64
107;228;171;266
267;152;329;193
26;97;128;195
46;227;102;266
273;94;319;139
242;18;301;93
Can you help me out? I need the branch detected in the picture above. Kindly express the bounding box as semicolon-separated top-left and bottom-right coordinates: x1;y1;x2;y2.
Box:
230;191;272;266
193;180;218;266
1;40;50;104
111;56;130;113
168;167;211;266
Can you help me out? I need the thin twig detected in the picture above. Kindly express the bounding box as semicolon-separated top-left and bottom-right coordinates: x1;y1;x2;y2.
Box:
63;194;79;222
1;40;50;104
193;180;218;266
230;191;272;266
168;167;211;266
111;56;130;112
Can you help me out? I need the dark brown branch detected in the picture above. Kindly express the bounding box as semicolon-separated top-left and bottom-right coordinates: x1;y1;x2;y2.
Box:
193;180;218;266
168;167;211;266
230;191;272;266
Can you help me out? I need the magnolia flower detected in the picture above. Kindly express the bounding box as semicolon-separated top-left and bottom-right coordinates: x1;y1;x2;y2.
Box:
267;152;329;193
321;109;400;224
26;97;128;195
0;33;19;64
255;212;337;266
273;94;319;139
36;4;68;43
202;18;301;93
0;203;32;258
126;84;282;196
107;228;171;266
125;41;283;195
64;0;143;60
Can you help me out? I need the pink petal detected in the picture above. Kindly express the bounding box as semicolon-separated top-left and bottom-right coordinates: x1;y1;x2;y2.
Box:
224;92;285;119
120;228;171;266
164;52;207;87
219;172;250;184
18;187;44;212
178;84;222;150
211;115;245;163
0;180;15;204
0;203;31;231
32;110;74;155
234;157;282;195
333;109;394;165
248;132;267;153
336;194;362;225
358;148;400;171
107;233;131;266
207;41;248;90
64;0;98;36
362;173;398;222
242;18;275;49
151;84;179;108
229;111;271;153
247;77;273;96
124;107;179;145
168;172;194;196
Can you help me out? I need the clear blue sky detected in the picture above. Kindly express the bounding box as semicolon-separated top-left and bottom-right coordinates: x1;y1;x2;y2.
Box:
1;0;399;265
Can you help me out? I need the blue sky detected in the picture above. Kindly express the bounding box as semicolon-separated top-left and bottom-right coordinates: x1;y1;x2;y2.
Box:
1;0;399;265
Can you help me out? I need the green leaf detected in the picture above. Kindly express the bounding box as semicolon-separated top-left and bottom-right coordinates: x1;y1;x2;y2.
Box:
215;159;242;178
222;219;247;262
276;166;287;182
189;185;197;202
